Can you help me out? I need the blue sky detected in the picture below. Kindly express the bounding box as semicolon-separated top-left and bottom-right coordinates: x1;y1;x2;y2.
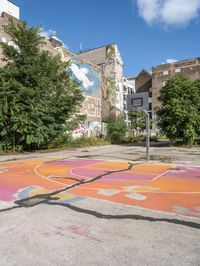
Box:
13;0;200;77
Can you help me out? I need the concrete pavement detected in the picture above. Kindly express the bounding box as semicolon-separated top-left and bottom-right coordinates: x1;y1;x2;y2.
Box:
0;146;200;266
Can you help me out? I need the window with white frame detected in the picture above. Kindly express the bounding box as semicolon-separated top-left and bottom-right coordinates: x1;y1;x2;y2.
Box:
175;68;181;73
163;70;169;75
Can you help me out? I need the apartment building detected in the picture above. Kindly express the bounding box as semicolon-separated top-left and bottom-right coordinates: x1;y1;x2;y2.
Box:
152;57;200;111
151;58;200;131
79;44;125;122
123;77;135;126
126;70;152;118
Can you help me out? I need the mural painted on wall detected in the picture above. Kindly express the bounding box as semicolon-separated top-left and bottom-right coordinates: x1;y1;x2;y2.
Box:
0;159;200;218
57;49;102;135
83;96;101;118
69;57;101;96
72;122;101;138
102;45;124;121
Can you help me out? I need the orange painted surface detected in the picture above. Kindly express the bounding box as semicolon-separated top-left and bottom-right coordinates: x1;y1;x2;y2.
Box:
0;159;200;217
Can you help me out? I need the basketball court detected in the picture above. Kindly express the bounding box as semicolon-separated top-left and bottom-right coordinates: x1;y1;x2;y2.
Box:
0;158;200;217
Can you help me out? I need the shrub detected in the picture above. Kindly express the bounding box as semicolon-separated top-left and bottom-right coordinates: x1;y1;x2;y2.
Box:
47;134;72;149
107;117;127;136
110;131;124;144
150;136;158;142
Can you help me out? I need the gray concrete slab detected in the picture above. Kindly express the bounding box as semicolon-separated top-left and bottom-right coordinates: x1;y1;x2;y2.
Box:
0;199;200;266
0;145;200;265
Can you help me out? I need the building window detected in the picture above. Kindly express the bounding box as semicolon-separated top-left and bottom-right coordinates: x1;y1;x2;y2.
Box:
175;68;181;73
163;70;169;75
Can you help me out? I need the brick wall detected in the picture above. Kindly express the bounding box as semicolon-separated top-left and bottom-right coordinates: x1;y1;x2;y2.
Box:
135;70;152;93
152;58;200;110
152;57;200;131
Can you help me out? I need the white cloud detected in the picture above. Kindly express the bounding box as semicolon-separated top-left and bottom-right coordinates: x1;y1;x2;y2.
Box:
136;0;160;24
166;58;178;63
135;0;200;27
161;59;178;64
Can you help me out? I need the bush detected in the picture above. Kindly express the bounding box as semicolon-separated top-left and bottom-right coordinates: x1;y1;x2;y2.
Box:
110;131;124;144
69;136;111;147
47;134;72;149
150;136;158;142
107;117;127;136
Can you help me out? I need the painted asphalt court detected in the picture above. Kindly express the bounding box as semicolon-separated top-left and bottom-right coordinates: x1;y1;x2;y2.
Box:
0;159;200;218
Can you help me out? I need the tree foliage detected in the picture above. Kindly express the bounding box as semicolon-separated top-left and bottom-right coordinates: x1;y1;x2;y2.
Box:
107;116;127;144
107;116;127;136
129;109;146;135
0;20;85;151
156;75;200;144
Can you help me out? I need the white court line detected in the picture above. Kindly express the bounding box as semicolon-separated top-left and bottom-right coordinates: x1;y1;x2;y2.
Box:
34;160;106;186
69;161;109;180
34;164;67;186
34;160;107;186
69;166;177;182
151;166;177;181
75;187;200;194
84;167;159;176
34;161;177;186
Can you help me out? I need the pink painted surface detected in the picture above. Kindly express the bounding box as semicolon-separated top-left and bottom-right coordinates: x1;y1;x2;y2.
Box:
0;159;199;217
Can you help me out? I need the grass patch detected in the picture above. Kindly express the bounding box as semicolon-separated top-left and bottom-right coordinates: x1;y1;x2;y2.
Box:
47;135;111;149
65;137;111;148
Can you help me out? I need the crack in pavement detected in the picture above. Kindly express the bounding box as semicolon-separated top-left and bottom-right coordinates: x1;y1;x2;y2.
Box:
46;201;200;230
0;162;135;209
0;161;199;230
0;205;21;213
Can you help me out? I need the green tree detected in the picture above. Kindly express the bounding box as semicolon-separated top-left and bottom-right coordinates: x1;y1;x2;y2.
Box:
107;116;127;136
155;75;200;145
129;109;146;136
0;20;85;151
107;116;127;144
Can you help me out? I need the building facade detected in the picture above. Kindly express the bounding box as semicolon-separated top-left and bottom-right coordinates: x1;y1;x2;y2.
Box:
0;0;19;19
53;44;103;137
79;44;124;122
152;58;200;131
123;77;135;126
126;70;152;117
152;58;200;110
